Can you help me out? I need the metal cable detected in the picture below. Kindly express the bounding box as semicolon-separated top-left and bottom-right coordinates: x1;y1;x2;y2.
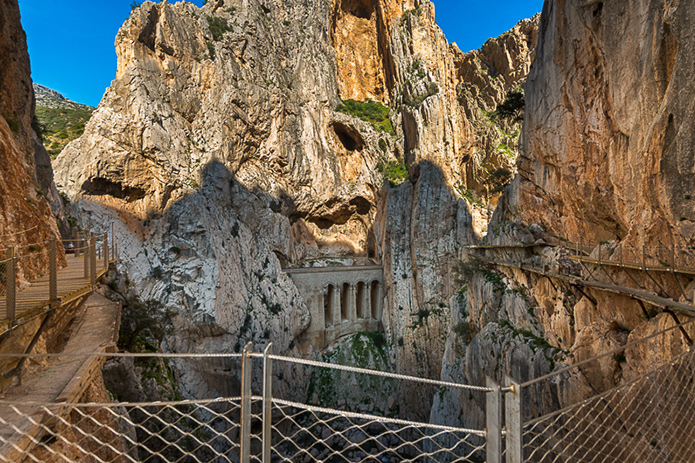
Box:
265;353;493;392
520;317;695;388
272;398;487;436
0;351;244;359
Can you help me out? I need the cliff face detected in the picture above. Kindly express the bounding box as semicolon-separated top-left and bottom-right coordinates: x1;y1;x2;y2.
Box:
0;0;63;281
431;0;695;435
508;0;694;248
53;0;538;413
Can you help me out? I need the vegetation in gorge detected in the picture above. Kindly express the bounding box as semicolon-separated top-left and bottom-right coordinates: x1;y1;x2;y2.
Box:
336;99;395;135
206;15;232;41
306;332;394;412
377;155;409;186
35;105;94;158
489;89;525;123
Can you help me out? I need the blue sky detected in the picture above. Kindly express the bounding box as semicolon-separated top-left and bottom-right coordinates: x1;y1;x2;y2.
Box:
18;0;543;107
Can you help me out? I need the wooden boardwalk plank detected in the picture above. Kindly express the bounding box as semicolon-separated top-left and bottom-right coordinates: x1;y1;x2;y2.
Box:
0;293;121;461
1;255;113;322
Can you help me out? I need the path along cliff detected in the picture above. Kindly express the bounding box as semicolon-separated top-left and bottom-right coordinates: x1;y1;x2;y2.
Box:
53;0;538;418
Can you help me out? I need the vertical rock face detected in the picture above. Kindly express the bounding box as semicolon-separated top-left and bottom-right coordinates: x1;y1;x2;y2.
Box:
508;0;695;248
0;0;63;281
431;0;695;437
52;0;538;411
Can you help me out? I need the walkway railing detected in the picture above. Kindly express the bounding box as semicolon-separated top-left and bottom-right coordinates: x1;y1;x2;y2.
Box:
0;345;496;463
1;323;693;463
0;232;118;326
517;318;695;462
469;238;695;274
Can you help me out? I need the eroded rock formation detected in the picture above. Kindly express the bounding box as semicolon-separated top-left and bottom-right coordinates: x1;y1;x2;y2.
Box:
431;0;695;439
51;0;539;411
0;0;63;281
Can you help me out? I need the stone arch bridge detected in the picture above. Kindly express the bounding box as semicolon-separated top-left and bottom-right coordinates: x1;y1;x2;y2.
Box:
284;265;384;350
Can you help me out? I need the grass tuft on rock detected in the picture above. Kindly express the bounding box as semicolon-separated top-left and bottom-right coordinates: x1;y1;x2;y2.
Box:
336;99;395;135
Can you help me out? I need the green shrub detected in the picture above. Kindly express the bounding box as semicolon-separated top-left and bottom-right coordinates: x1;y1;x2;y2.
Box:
118;297;174;352
490;89;525;123
207;16;232;41
377;157;408;185
206;41;216;59
483;167;513;194
454;184;484;207
452;258;484;286
336;99;394;135
427;82;439;96
6;117;19;133
378;138;387;152
403;81;439;108
453;321;477;343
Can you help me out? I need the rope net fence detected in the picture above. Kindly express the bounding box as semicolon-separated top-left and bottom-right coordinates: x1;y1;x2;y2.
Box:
515;318;695;462
0;398;243;463
0;349;491;463
2;323;692;462
522;345;695;462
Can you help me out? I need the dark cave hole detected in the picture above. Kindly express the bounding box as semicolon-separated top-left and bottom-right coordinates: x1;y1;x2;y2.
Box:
332;122;364;151
82;177;147;201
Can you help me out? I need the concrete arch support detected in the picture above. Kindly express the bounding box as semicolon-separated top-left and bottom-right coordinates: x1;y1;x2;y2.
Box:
284;265;384;350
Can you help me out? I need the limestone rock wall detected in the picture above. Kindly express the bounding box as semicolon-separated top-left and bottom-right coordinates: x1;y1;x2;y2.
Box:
0;0;63;281
507;0;695;248
52;0;539;411
432;0;695;434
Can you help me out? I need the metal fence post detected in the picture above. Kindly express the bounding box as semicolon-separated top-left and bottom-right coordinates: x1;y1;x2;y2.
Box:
49;239;57;303
90;236;96;286
241;342;253;463
486;377;502;463
5;247;16;323
505;376;523;463
263;343;273;463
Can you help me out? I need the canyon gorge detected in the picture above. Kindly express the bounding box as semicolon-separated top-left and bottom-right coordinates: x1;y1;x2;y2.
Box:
2;0;695;458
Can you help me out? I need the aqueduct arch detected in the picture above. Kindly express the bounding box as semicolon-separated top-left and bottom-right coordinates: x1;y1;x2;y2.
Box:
284;265;384;349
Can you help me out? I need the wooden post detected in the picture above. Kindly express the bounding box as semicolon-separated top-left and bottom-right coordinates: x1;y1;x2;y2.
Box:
671;244;676;270
111;223;116;258
5;247;16;323
90;236;97;286
49;239;57;303
103;232;109;270
83;235;90;279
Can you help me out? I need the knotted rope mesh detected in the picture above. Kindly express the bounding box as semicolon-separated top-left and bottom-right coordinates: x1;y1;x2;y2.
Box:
269;398;485;463
523;345;695;462
0;398;242;463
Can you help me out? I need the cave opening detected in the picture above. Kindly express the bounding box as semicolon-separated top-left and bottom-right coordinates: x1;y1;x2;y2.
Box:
340;0;374;20
332;122;364;151
81;177;146;201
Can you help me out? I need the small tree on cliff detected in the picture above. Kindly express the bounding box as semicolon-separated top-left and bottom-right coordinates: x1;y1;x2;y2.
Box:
491;89;525;123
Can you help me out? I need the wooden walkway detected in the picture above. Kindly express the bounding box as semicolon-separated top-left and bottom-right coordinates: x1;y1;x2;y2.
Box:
568;255;695;276
467;241;695;276
0;293;121;462
478;257;695;317
1;255;113;328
